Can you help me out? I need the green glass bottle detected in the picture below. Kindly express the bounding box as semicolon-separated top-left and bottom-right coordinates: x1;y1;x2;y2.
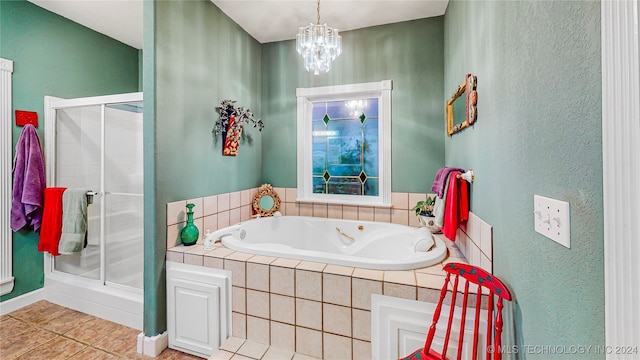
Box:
180;203;199;246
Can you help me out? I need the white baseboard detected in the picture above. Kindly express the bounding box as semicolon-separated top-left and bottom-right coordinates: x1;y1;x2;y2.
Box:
0;288;46;315
137;331;168;357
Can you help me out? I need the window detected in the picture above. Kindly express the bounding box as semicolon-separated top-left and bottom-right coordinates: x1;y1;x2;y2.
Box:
296;80;392;206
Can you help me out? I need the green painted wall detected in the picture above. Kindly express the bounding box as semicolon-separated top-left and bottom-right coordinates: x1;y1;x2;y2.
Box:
148;0;262;335
261;18;445;193
0;0;139;302
444;0;604;357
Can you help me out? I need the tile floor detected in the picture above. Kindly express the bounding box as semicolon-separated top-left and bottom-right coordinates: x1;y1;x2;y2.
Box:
0;300;200;359
209;337;321;360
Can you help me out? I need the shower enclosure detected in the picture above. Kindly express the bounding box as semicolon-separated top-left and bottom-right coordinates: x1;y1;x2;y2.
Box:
43;92;143;329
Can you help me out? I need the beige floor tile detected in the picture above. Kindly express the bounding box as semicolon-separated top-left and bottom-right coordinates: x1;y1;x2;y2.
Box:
292;354;322;360
262;347;295;360
1;302;202;360
9;300;68;325
92;325;140;358
67;346;120;360
236;341;269;359
17;336;87;359
220;336;246;353
39;307;94;334
156;348;203;359
230;354;253;360
63;317;125;345
0;327;57;359
209;349;235;360
0;316;35;338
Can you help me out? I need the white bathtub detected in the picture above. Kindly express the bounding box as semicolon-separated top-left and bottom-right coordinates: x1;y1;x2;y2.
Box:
216;216;448;271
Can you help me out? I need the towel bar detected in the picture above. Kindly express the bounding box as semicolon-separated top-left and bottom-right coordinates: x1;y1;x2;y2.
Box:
456;169;475;183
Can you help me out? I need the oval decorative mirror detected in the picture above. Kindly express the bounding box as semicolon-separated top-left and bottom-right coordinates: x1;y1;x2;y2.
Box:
252;184;281;217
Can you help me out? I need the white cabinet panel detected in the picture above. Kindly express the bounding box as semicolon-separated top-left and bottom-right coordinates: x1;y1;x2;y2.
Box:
167;261;231;358
372;294;487;360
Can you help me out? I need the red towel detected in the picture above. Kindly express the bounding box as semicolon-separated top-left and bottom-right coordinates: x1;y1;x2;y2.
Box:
442;172;469;241
38;187;67;256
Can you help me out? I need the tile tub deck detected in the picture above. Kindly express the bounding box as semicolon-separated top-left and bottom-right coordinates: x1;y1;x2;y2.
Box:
166;235;468;359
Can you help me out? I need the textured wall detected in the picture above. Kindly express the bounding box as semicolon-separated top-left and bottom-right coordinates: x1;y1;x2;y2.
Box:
148;0;262;335
261;18;445;193
444;0;604;356
0;0;139;302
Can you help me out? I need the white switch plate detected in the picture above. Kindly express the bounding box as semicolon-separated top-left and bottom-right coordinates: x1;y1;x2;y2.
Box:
533;195;570;248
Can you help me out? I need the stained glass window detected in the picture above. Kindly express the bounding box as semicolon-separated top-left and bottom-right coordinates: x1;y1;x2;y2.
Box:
296;80;392;206
311;98;379;196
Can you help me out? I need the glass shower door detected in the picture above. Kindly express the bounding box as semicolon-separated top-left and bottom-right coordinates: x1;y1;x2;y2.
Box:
104;103;143;290
53;105;102;280
51;98;143;292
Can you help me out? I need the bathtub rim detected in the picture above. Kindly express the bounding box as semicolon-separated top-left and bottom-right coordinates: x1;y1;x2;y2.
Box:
217;216;448;271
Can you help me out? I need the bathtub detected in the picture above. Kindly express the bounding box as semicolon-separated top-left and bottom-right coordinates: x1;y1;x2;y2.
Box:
215;216;448;271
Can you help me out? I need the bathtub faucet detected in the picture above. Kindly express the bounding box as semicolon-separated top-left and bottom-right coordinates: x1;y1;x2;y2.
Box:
335;227;355;242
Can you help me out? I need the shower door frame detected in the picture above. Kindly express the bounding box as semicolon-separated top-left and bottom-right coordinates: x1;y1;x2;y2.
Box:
43;92;143;330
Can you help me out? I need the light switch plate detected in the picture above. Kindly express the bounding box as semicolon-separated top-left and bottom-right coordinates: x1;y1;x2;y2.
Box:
534;195;570;248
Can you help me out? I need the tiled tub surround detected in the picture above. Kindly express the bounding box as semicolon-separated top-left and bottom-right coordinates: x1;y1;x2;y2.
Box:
166;188;494;358
167;238;476;360
166;187;493;273
455;212;494;273
166;188;440;249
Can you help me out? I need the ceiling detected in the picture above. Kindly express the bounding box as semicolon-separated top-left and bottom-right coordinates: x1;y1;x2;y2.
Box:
27;0;449;50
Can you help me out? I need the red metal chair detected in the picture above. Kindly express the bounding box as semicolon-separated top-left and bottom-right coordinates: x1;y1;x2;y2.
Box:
401;262;512;360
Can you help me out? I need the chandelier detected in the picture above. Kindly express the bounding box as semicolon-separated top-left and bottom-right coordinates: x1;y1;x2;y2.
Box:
296;0;342;75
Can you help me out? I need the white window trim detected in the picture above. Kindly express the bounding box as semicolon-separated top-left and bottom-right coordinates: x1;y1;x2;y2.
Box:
1;58;14;296
296;80;392;207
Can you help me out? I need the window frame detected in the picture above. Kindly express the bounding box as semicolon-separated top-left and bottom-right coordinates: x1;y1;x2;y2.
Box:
296;80;392;206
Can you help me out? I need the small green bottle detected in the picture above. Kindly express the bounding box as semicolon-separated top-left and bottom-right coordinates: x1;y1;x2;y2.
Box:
180;203;199;246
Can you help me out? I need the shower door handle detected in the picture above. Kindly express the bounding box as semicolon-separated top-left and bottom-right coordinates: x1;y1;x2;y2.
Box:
86;191;102;205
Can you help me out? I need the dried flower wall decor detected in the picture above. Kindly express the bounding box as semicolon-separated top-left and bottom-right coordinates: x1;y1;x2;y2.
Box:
213;100;264;156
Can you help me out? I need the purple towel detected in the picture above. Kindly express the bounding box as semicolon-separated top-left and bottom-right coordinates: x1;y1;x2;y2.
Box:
431;167;465;198
11;124;46;232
